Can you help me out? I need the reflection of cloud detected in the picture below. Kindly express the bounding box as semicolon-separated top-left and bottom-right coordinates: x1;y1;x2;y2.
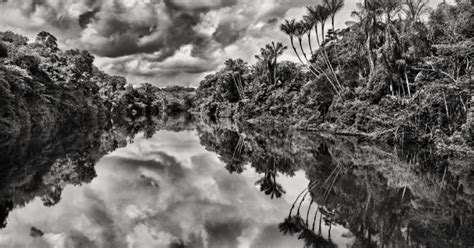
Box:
0;131;309;247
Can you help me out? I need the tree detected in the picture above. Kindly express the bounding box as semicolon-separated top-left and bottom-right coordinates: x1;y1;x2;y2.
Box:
255;42;287;84
324;0;345;33
295;21;310;62
225;59;249;98
306;6;322;46
36;31;58;51
316;5;331;43
0;31;28;46
350;0;384;80
302;18;315;55
281;19;305;65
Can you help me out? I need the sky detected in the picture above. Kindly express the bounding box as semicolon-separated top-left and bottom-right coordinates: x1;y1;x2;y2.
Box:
0;0;446;87
0;130;355;247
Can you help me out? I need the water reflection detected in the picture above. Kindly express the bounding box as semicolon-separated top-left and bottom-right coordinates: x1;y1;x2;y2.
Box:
0;117;472;247
0;131;315;247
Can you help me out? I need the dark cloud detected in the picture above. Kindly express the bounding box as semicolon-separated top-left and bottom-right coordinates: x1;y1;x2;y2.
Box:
212;19;248;46
78;8;100;29
0;0;340;85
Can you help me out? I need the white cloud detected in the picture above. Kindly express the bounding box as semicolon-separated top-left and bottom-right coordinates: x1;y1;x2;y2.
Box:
0;0;447;86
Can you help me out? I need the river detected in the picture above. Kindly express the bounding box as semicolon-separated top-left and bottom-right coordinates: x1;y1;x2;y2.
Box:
0;117;472;247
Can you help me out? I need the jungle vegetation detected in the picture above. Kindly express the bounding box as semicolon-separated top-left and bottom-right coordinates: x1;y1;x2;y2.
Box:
0;30;194;145
193;0;474;150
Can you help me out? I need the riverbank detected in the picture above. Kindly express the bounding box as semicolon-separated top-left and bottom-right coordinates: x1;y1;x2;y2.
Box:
191;1;474;151
0;31;194;146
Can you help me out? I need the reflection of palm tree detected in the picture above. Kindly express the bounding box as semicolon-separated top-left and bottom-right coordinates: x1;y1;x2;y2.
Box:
279;215;305;235
323;0;345;33
299;227;336;248
255;171;286;199
255;158;286;199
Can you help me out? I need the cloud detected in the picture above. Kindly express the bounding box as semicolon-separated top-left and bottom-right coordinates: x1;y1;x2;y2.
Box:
0;0;445;86
0;0;309;85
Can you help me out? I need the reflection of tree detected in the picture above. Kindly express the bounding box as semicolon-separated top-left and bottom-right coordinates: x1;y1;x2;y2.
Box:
197;120;473;247
279;215;305;235
0;114;194;228
255;158;286;199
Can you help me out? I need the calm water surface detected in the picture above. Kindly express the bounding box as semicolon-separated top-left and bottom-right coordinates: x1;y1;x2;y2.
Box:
0;120;472;247
0;130;352;247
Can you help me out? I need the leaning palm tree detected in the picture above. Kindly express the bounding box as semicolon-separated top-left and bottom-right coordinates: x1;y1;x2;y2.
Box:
323;0;345;33
281;17;343;99
295;21;310;63
306;6;322;46
307;5;344;92
316;5;331;43
280;19;305;65
302;17;315;55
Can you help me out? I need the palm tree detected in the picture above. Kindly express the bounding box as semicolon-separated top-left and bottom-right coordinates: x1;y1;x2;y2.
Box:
351;0;383;80
316;5;331;43
306;5;344;92
255;171;286;199
255;42;287;84
323;0;345;33
280;19;305;65
267;42;287;85
281;16;343;99
306;6;322;46
278;215;305;235
302;17;315;55
295;21;310;63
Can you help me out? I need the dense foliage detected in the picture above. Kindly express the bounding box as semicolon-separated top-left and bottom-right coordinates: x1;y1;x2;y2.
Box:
193;0;473;149
0;31;194;145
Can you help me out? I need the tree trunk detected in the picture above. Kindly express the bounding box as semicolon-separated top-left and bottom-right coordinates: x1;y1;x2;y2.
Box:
366;35;376;87
315;26;321;46
290;38;305;65
332;15;335;33
298;37;309;62
321;22;326;43
307;33;313;56
273;56;277;84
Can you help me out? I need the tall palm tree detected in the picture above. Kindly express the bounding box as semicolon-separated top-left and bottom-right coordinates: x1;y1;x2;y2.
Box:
306;6;322;46
302;17;315;55
295;21;310;63
281;16;343;99
316;5;331;43
280;19;305;65
323;0;345;33
307;5;344;91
